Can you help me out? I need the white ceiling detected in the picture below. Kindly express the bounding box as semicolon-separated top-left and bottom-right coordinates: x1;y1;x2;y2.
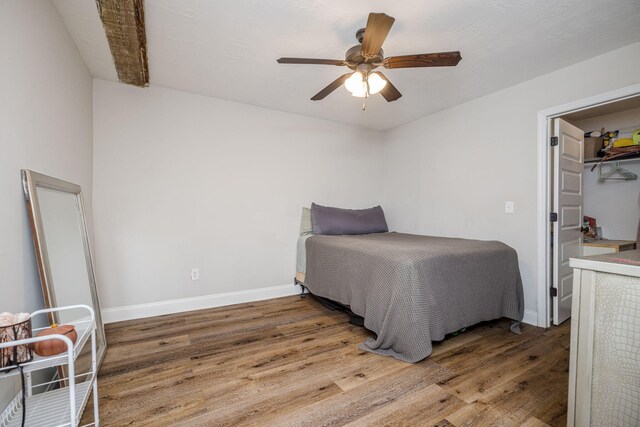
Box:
53;0;640;130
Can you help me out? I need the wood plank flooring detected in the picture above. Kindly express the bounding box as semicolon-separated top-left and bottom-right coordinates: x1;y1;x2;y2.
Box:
81;296;570;426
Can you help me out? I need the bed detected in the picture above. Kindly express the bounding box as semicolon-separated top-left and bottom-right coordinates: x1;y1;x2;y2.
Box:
295;205;524;363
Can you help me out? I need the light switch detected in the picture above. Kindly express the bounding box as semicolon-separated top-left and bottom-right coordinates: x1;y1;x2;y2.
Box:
190;268;200;280
505;201;515;214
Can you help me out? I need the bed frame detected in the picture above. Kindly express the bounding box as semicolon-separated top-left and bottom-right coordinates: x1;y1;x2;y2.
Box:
294;277;365;327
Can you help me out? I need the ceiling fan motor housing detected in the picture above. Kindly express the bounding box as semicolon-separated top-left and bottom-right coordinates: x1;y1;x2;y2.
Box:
345;44;383;69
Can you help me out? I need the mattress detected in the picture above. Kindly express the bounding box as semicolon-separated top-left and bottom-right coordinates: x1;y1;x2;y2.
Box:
304;232;524;362
295;234;313;282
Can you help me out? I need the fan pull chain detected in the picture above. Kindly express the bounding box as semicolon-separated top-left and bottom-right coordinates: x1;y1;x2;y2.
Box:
362;78;369;110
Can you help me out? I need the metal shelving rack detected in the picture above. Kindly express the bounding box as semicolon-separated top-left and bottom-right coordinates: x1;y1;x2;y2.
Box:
0;305;99;427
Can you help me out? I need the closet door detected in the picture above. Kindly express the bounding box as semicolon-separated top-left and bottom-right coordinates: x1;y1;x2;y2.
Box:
552;118;584;325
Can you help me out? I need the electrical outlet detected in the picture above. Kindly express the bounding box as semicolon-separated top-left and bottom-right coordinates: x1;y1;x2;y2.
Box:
505;201;515;214
190;268;199;280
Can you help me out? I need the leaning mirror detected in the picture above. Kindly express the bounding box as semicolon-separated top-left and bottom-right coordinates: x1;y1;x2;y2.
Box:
21;170;106;370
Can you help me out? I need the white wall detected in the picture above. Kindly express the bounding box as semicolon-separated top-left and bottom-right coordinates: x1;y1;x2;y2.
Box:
92;80;384;311
573;107;640;240
0;0;93;409
382;43;640;323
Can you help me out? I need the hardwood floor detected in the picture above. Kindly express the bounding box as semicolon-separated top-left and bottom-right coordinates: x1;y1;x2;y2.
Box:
81;296;570;426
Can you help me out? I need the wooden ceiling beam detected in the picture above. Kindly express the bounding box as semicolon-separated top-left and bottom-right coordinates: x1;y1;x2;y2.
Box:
96;0;149;87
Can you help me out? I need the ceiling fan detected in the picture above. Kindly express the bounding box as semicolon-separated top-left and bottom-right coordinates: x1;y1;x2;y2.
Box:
277;12;461;105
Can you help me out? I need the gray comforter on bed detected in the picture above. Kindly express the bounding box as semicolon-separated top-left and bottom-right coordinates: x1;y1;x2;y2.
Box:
304;232;524;362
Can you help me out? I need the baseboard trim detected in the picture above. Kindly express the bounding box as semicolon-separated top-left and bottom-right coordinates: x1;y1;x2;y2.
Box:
102;285;540;328
522;309;538;327
102;283;301;324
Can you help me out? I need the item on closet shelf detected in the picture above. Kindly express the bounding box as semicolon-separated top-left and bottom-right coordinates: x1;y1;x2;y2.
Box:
612;137;636;148
0;313;33;368
589;129;617;158
591;145;640;172
584;137;604;158
596;130;619;153
33;324;78;357
603;130;619;145
584;130;603;138
598;161;637;182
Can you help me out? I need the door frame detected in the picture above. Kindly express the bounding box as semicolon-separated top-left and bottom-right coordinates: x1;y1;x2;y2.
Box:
536;82;640;328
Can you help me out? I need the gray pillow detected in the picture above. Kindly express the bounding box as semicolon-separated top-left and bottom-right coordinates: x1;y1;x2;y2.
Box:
311;203;388;235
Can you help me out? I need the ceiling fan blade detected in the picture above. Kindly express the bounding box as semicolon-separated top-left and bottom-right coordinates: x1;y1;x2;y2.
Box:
377;72;402;102
360;13;395;58
277;58;347;66
311;73;352;101
383;51;462;69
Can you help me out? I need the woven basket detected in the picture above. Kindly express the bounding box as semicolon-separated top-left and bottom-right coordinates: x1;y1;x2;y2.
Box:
0;318;33;368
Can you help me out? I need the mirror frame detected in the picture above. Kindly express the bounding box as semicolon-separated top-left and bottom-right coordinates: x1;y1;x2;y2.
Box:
21;169;106;369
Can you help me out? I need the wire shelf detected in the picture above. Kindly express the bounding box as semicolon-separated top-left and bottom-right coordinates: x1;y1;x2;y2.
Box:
0;318;93;379
0;305;99;427
2;380;92;427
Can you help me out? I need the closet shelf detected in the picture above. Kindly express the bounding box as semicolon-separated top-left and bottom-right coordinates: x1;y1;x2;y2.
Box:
584;155;640;166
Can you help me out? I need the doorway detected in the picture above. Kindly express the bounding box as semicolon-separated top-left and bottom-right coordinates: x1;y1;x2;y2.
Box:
536;83;640;328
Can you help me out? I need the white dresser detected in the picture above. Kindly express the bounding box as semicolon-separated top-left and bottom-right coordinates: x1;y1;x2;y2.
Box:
568;250;640;426
582;239;636;257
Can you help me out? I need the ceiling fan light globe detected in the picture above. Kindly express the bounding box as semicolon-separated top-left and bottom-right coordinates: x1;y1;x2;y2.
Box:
367;72;387;94
344;71;364;94
350;82;368;98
